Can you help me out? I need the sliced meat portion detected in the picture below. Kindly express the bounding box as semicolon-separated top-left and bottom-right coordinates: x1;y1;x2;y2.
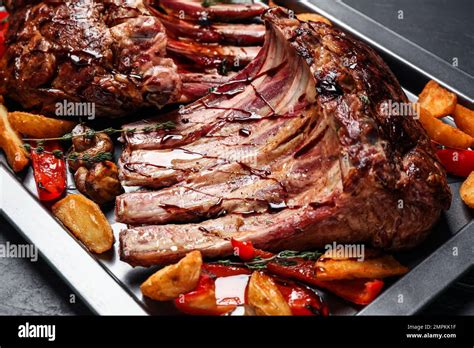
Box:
156;11;265;45
118;8;451;266
149;0;267;101
158;0;267;22
167;39;260;72
178;71;235;103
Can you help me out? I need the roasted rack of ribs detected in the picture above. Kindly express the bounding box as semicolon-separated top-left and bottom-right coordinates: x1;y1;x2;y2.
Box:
117;8;451;267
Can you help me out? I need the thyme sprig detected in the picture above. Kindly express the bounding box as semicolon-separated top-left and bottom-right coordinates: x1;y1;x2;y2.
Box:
23;144;113;165
22;121;176;142
213;250;322;271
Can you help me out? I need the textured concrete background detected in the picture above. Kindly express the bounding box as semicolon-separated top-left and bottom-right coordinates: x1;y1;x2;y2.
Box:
0;216;90;315
0;0;473;315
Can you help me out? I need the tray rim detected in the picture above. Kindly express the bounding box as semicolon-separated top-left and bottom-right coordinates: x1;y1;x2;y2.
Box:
0;164;148;316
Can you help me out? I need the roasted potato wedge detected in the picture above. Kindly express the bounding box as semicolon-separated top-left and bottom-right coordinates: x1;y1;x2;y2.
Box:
460;172;474;208
141;251;202;301
246;271;292;316
52;194;114;254
418;80;457;118
0;105;29;172
315;250;408;281
8;111;77;138
297;13;332;25
453;104;474;138
418;106;473;149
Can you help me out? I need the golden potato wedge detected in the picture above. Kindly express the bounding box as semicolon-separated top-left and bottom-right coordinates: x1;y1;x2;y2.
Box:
0;104;29;172
460;171;474;208
418;80;457;118
52;194;114;254
453;104;474;138
297;13;332;25
418;106;473;149
315;250;408;281
141;251;202;301
8;111;77;139
246;271;292;316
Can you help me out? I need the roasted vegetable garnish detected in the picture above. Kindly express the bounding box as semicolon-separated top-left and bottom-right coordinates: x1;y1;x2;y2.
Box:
8;111;77;139
0;104;29;172
296;13;332;25
418;106;473;149
315;249;408;281
418;80;457;118
52;194;114;254
30;141;67;202
246;271;292;316
460;172;474;208
141;251;203;302
274;279;329;316
174;273;237;316
264;254;385;305
74;161;124;205
453;104;474;138
68;124;114;172
436;149;474;178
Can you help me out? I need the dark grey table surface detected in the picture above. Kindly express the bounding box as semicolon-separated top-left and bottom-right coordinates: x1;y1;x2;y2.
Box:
0;0;473;316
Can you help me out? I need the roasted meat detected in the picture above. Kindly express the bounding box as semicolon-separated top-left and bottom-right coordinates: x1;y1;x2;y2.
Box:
1;0;266;116
156;12;265;46
0;0;182;117
117;8;451;266
150;0;266;101
157;0;267;22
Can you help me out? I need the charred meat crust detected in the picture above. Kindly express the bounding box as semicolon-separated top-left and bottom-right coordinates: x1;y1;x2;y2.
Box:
0;0;182;117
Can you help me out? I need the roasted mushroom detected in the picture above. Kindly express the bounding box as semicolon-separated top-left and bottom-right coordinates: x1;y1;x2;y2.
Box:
68;124;114;172
74;161;124;205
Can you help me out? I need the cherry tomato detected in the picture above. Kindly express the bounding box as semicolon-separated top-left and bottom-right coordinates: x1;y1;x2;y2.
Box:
436;148;474;177
231;238;255;261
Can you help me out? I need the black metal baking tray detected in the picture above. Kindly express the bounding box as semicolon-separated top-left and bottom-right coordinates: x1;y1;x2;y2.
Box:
1;0;473;315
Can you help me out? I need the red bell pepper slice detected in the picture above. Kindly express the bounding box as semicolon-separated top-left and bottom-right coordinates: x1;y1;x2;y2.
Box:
275;278;329;316
30;141;67;202
174;274;236;316
0;11;8;58
315;278;384;306
436;148;474;177
202;263;251;278
266;257;384;305
231;238;255;261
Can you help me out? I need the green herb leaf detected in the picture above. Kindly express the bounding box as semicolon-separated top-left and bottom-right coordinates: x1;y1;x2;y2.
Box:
102;127;117;135
359;94;370;105
212;250;322;271
61;133;73;141
85;129;96;139
68;152;79;162
22;143;32;152
35;146;45;154
52;150;64;159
